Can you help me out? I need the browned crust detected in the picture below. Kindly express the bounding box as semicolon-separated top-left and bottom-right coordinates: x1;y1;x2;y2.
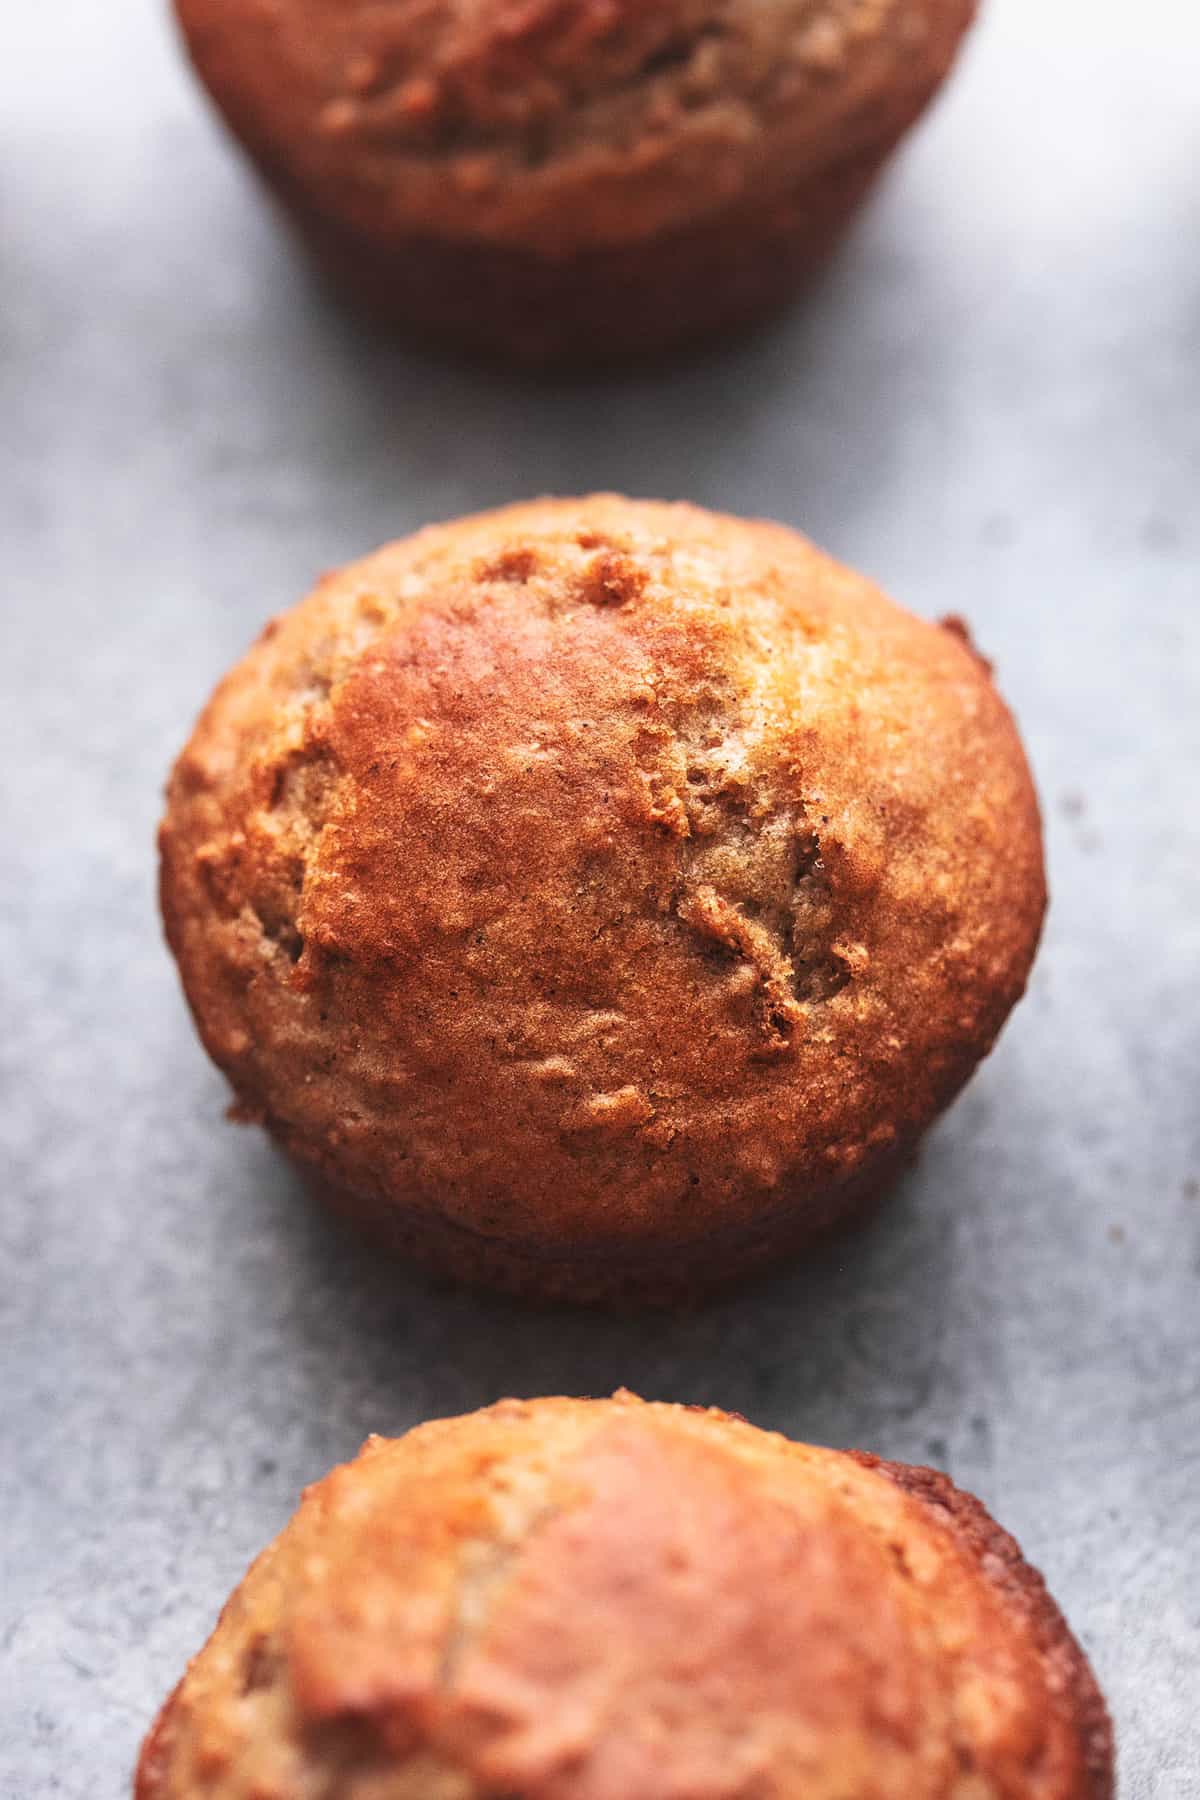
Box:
133;1680;182;1800
133;1399;1113;1799
158;498;1046;1306
858;1454;1116;1800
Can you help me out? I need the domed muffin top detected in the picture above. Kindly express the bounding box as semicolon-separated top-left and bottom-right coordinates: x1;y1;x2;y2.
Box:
173;0;975;254
160;497;1044;1263
137;1393;1111;1799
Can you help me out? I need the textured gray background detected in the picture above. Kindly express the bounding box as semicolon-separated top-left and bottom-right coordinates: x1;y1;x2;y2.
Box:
2;1;1198;1794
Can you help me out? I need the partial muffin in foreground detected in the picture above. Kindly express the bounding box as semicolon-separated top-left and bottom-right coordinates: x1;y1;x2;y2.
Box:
136;1393;1113;1799
159;496;1044;1302
172;0;977;362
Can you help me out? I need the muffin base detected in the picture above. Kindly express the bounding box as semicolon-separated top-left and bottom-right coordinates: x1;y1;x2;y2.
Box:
292;1134;914;1307
266;144;890;366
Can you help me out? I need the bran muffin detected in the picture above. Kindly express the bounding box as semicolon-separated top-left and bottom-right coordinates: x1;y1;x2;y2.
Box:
171;0;977;362
135;1393;1113;1799
159;496;1045;1302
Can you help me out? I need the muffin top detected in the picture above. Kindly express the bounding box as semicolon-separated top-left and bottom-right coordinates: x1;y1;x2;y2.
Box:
160;498;1043;1261
137;1393;1111;1799
173;0;975;255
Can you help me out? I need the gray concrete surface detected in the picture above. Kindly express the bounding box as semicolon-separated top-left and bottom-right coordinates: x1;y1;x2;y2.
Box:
2;1;1198;1793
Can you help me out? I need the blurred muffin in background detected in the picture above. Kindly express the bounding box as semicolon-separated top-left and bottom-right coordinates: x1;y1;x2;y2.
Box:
159;496;1044;1303
172;0;977;362
136;1393;1114;1799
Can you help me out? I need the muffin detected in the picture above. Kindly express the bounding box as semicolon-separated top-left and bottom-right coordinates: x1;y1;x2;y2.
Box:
135;1392;1113;1799
172;0;977;362
159;496;1045;1302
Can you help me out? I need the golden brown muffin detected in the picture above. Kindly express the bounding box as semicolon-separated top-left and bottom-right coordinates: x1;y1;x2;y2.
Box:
135;1393;1113;1799
159;496;1045;1302
172;0;977;362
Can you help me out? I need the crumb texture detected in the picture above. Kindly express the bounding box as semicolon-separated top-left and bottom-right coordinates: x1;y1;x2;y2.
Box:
160;497;1045;1288
135;1395;1113;1800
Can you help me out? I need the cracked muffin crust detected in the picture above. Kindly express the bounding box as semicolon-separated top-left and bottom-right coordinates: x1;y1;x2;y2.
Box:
135;1393;1113;1799
159;496;1045;1301
172;0;977;360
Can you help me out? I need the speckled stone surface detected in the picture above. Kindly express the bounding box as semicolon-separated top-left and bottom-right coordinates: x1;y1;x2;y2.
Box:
2;2;1197;1795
